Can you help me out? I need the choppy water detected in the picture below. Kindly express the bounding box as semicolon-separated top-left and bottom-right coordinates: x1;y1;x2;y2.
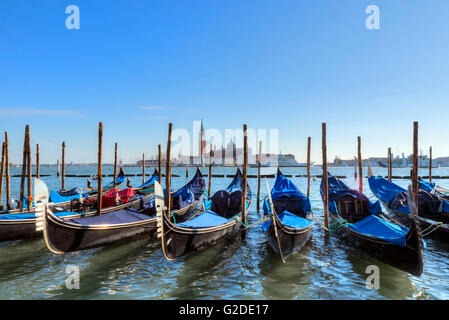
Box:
1;165;448;300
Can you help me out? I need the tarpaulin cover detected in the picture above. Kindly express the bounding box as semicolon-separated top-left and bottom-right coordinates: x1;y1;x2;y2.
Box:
368;176;406;203
209;168;251;218
166;187;195;210
262;210;313;231
69;208;152;226
134;169;159;190
266;172;311;215
49;187;85;204
175;210;231;228
102;188;135;208
182;168;206;200
419;180;435;193
321;174;382;215
348;214;408;246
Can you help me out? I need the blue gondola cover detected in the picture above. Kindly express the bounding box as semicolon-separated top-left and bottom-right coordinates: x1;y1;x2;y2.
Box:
348;214;408;246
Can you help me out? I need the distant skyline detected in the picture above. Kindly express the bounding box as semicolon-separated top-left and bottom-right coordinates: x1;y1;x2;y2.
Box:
1;1;449;164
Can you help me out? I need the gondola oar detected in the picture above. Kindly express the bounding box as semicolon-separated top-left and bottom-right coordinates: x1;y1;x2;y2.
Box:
265;178;286;263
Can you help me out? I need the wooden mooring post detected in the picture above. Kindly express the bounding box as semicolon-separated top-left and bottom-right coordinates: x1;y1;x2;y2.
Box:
388;147;392;181
19;125;29;212
307;137;311;198
61;142;65;189
357;136;363;193
241;124;248;240
97;122;103;215
5;132;10;209
36;144;40;179
412;121;418;205
0;142;5;206
113;143;118;188
429;146;432;183
322;123;329;231
26;129;32;209
208;144;213;198
142;153;145;184
166;123;173;212
257;140;262;211
158;144;162;183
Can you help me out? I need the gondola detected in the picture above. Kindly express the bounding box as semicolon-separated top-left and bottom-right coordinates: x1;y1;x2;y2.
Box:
262;169;314;260
368;165;449;242
40;181;164;254
0;167;126;214
157;168;251;260
320;172;424;277
0;169;136;243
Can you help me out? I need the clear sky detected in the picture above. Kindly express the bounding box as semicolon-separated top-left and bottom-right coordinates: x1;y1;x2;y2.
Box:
1;1;448;164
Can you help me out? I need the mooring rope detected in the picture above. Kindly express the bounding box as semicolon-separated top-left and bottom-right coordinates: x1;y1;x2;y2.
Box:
420;221;444;237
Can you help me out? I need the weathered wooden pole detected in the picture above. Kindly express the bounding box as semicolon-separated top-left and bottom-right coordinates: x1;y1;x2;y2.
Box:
208;144;213;198
61;142;65;189
142;153;145;184
19;125;29;212
97;122;103;215
429;146;432;183
5;132;10;209
0;142;5;206
257;140;262;211
357;136;363;193
388;147;392;181
36;144;40;179
412;121;418;205
57;160;60;177
322;123;329;231
166;123;173;213
26;129;32;209
186;162;189;178
241;124;248;240
158;144;162;183
307;137;311;198
354;157;357;179
113;143;118;188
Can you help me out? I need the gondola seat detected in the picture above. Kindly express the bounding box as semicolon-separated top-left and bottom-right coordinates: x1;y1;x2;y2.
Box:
262;210;313;231
210;190;243;218
68;208;152;226
348;214;408;246
175;210;231;228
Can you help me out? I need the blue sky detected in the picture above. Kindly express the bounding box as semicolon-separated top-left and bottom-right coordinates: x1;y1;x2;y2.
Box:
1;1;448;164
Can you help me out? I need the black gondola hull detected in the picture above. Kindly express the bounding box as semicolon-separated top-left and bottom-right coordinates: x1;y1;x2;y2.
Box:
162;220;241;259
45;215;157;252
329;212;423;277
266;219;314;259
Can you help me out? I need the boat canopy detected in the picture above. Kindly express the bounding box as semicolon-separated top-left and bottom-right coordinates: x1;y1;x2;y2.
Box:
368;176;406;203
348;214;408;246
262;210;313;231
49;187;85;204
69;208;152;226
176;210;231;228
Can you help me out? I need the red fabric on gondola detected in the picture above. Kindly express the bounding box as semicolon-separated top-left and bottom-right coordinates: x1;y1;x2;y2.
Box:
101;188;136;208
